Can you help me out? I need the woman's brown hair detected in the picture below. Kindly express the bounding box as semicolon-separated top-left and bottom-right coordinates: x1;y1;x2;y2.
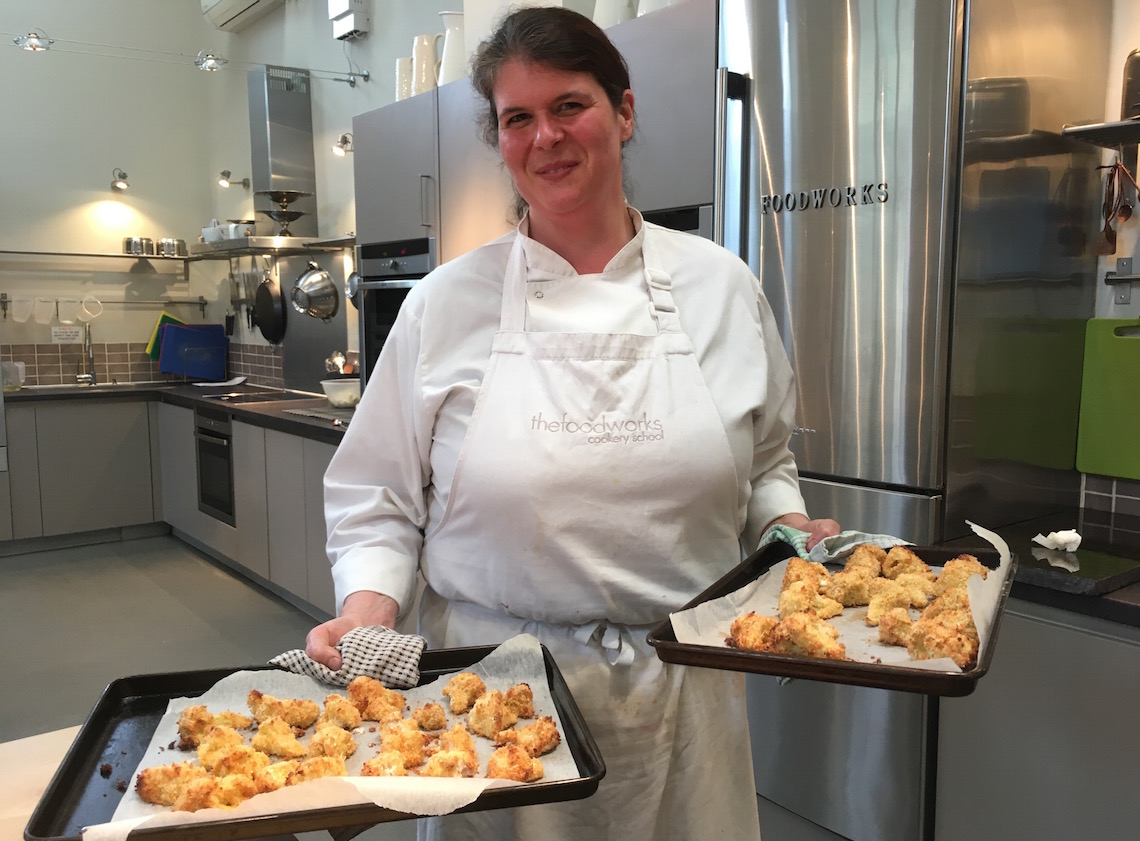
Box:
470;6;633;149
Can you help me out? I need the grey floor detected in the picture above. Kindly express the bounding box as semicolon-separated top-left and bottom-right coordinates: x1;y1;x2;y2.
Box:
0;534;317;744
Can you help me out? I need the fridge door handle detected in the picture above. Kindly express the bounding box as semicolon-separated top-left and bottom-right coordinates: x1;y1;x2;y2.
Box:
419;174;433;230
714;68;750;248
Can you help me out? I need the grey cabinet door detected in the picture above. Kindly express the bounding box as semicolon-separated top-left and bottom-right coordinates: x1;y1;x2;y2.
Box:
303;439;337;617
937;602;1140;840
7;405;41;540
0;471;12;541
353;92;440;244
36;400;154;535
233;421;269;580
265;429;308;598
158;403;196;534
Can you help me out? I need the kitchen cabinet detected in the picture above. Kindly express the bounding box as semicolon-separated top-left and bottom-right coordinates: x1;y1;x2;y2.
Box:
7;405;42;539
303;438;336;616
232;421;270;580
936;600;1140;840
34;400;155;535
0;470;12;541
265;429;309;599
264;430;335;616
5;400;154;539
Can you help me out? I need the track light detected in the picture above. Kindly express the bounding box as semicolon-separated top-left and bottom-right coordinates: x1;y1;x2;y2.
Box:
195;50;226;71
218;170;250;189
332;132;353;156
13;30;53;51
111;168;129;192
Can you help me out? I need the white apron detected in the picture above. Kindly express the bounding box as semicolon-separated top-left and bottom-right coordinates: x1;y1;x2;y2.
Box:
417;232;763;841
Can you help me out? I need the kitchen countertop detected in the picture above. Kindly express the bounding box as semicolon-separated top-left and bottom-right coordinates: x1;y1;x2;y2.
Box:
5;381;350;445
7;384;1140;632
0;726;79;841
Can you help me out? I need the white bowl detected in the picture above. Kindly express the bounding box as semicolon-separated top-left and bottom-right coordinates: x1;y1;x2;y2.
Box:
321;378;360;407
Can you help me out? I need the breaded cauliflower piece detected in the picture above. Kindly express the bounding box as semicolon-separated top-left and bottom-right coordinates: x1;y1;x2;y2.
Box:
467;689;520;739
211;744;270;778
307;723;358;760
778;579;844;619
135;761;208;806
412;702;448;731
934;555;989;596
361;750;408;777
317;693;362;730
877;607;914;647
176;705;254;749
727;611;779;651
250;716;307;759
347;676;406;724
504;683;536;720
493;715;561;757
196;725;245;771
246;689;320;729
285;755;348;785
486;743;544;782
823;567;876;607
380;717;428;768
866;578;914;626
441;671;486;714
844;543;886;577
253;760;300;793
766;612;847;660
882;545;935;581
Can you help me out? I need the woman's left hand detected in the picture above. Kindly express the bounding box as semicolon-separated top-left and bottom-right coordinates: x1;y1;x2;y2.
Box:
768;513;842;551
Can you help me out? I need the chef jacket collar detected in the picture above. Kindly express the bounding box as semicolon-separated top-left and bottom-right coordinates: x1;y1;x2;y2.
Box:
516;206;646;278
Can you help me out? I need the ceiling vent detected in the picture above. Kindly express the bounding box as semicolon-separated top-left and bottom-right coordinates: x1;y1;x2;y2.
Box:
202;0;285;33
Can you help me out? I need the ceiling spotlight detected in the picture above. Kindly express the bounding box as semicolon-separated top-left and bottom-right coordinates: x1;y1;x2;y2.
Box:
195;50;227;71
13;30;53;51
111;168;129;192
332;132;353;156
218;169;250;189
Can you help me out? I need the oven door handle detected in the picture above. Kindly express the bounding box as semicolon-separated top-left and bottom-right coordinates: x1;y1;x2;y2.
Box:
194;430;230;447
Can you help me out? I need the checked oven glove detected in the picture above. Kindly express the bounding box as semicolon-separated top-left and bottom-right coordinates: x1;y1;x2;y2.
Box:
270;625;427;689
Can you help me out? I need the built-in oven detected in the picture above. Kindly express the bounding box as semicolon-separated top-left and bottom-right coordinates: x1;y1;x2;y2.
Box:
194;407;235;527
350;236;437;387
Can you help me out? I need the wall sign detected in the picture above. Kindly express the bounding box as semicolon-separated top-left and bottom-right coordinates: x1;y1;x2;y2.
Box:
760;182;889;215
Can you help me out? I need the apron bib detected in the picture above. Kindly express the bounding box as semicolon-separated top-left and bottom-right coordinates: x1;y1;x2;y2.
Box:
421;232;743;628
416;231;762;841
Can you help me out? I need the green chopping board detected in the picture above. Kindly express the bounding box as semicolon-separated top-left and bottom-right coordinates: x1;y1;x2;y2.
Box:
1076;318;1140;479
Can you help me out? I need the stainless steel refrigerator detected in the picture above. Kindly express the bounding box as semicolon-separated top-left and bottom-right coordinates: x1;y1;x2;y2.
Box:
610;0;1108;839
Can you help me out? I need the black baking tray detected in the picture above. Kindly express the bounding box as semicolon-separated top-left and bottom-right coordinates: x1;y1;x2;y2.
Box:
647;541;1017;697
26;645;605;841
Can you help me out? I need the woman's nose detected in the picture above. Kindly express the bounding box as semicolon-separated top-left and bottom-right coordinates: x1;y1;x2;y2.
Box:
533;114;563;148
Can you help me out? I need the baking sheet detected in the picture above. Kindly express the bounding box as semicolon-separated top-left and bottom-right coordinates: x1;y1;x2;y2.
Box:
648;523;1017;696
26;634;603;841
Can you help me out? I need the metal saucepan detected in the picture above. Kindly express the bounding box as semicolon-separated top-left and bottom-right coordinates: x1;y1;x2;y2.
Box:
254;275;287;343
291;261;340;321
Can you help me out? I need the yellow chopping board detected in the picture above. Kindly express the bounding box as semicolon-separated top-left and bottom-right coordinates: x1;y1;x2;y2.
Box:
1076;318;1140;480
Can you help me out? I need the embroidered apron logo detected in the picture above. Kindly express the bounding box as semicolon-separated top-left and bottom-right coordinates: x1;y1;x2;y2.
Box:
531;411;665;445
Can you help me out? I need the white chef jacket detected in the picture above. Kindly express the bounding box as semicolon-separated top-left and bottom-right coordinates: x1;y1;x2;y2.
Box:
325;213;806;619
323;210;806;841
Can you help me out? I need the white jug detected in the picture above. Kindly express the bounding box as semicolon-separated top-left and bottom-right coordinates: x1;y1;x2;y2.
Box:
411;32;444;96
437;11;466;85
593;0;636;29
395;56;413;101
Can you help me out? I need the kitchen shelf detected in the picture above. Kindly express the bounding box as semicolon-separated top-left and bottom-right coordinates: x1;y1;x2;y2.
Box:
0;249;190;281
1060;118;1140;149
187;235;355;260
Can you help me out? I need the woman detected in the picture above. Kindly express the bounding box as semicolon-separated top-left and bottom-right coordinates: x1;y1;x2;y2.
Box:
307;7;839;840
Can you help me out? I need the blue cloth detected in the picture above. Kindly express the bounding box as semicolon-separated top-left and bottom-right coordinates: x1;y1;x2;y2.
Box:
758;524;910;565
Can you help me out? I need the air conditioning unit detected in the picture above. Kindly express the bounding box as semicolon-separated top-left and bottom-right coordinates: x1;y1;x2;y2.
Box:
202;0;285;33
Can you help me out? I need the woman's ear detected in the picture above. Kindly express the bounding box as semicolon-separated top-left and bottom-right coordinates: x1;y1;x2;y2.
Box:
618;90;635;142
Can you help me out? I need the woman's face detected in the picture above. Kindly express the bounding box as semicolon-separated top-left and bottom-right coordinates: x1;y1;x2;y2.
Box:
492;59;634;226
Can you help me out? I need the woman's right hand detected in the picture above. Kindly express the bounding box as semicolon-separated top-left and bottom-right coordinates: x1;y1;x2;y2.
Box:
305;591;400;671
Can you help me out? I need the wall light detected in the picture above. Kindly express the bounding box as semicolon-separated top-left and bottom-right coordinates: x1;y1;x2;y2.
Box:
332;132;353;156
195;50;227;71
110;168;129;192
13;30;53;51
218;169;250;189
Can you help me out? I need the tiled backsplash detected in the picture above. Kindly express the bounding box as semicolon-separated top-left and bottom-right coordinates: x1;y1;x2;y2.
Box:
1083;475;1140;519
1;342;283;388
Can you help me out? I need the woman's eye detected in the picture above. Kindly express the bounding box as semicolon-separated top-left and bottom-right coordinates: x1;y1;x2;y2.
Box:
559;101;583;114
503;113;529;127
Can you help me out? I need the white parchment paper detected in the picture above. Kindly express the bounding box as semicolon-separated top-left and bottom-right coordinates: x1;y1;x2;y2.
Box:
84;634;577;841
669;521;1013;672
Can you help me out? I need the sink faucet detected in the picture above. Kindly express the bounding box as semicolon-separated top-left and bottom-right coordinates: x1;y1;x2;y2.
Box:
77;322;96;385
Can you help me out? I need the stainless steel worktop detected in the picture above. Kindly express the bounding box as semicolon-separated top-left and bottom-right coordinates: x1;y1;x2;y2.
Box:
4;382;350;446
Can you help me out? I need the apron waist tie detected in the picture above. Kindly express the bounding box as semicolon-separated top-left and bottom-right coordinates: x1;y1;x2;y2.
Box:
571;620;641;666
